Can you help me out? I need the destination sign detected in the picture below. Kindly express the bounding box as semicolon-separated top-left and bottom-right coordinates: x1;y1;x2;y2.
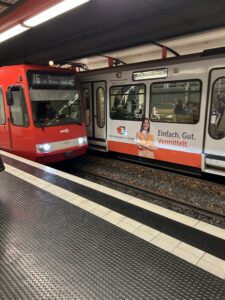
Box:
29;72;75;87
133;68;168;81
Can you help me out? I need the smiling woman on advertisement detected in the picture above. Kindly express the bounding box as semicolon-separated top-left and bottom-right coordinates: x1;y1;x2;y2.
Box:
136;118;157;158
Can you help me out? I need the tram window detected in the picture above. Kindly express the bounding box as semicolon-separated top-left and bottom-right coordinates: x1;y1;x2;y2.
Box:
82;88;90;127
96;87;105;128
30;89;82;127
0;88;6;125
209;77;225;140
110;84;145;120
150;80;201;124
8;86;29;127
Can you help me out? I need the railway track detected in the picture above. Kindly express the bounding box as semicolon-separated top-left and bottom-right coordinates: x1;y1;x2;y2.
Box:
67;167;225;229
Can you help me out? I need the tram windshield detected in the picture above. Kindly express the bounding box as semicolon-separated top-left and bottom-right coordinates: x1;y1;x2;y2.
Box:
27;71;82;127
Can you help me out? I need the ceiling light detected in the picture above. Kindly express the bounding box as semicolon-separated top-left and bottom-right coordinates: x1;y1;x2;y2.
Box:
0;24;29;43
23;0;90;28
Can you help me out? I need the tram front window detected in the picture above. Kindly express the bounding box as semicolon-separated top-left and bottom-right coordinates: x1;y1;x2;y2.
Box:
27;71;82;127
31;90;82;127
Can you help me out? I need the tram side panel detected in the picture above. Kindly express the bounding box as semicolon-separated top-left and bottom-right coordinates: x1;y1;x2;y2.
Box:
105;67;207;171
80;56;225;175
81;65;206;171
0;67;34;158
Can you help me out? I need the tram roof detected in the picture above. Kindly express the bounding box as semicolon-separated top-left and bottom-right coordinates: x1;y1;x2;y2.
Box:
0;0;225;66
76;48;225;76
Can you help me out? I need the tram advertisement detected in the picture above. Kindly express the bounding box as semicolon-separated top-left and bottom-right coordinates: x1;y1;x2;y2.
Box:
108;120;201;168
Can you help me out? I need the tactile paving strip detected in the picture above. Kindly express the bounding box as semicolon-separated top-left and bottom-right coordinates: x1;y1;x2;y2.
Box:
0;171;225;299
4;155;225;261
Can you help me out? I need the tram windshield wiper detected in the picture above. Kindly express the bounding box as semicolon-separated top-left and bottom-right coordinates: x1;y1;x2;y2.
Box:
57;93;80;117
32;91;82;127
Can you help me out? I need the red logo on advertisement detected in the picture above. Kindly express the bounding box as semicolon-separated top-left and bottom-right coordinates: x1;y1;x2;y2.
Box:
117;126;126;135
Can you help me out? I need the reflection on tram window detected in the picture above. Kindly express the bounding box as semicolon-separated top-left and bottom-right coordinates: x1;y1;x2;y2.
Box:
150;80;201;124
110;84;145;120
209;78;225;140
30;89;82;127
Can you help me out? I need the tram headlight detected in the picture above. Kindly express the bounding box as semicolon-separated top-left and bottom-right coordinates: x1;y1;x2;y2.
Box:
78;136;88;145
37;143;52;153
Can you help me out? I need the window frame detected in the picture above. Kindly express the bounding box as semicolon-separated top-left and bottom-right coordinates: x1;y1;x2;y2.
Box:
149;79;202;124
8;85;30;127
109;83;146;121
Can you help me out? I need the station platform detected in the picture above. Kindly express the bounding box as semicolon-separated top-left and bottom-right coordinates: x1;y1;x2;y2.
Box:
0;150;225;299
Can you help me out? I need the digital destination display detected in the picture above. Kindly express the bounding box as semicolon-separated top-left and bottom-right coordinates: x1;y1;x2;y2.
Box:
28;72;76;87
133;68;168;81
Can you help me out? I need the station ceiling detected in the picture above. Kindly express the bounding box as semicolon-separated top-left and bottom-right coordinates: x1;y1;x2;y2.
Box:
0;0;225;66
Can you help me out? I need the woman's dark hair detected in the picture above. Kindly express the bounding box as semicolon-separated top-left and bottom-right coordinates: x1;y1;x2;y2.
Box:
140;118;150;132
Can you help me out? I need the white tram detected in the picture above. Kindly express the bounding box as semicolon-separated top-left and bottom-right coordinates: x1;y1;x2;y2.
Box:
79;48;225;176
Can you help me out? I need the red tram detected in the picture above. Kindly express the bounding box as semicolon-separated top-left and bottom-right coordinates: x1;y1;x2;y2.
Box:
0;64;88;163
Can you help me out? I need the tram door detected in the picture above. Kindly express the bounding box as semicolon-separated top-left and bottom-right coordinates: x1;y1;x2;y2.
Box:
204;69;225;174
0;87;11;150
81;81;106;150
